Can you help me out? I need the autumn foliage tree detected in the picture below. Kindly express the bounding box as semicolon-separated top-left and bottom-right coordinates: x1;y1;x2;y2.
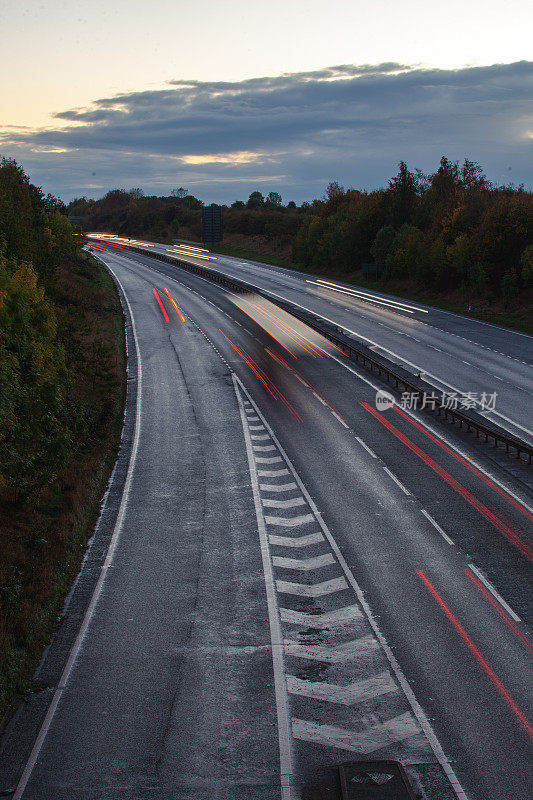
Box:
292;157;533;299
0;158;82;503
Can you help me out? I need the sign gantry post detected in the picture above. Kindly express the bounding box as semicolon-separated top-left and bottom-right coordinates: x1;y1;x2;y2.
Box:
202;204;223;243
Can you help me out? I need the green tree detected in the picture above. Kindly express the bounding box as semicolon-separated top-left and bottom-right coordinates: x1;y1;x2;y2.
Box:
385;225;427;282
371;225;396;266
471;194;531;290
0;260;71;503
446;234;472;285
520;244;533;289
265;191;282;208
388;161;419;227
325;181;344;202
460;159;490;189
247;191;265;209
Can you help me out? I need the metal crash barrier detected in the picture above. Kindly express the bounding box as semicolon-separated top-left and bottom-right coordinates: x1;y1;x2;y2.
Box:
89;238;533;466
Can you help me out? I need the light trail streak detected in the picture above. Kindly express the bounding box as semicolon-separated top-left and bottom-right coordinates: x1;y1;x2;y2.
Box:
250;302;327;357
220;331;302;421
164;288;185;321
393;405;533;523
361;402;533;560
266;348;347;423
152;288;169;323
418;570;533;739
231;305;297;359
230;294;345;358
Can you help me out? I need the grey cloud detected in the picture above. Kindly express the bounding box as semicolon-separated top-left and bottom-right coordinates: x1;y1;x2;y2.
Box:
1;61;531;201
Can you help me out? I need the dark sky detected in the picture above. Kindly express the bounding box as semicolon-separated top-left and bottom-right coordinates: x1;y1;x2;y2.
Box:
2;61;531;203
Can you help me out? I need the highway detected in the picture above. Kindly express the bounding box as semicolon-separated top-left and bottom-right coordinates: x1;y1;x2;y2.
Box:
1;244;532;800
91;235;533;447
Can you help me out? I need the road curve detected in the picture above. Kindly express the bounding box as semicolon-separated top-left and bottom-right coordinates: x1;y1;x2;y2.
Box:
93;236;532;446
1;246;531;800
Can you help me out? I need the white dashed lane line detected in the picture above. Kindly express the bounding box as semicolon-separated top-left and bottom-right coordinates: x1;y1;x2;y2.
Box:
383;467;412;496
421;509;455;546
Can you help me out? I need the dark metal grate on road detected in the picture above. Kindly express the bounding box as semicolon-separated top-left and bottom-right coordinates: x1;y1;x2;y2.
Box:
339;761;418;799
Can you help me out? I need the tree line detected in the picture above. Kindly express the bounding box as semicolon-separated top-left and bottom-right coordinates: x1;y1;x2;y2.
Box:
0;158;83;503
68;157;532;304
293;158;532;303
1;158;129;718
67;187;305;243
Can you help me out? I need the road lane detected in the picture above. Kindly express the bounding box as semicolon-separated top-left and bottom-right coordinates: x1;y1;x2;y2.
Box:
3;253;282;799
3;246;531;800
92;237;532;445
106;250;533;796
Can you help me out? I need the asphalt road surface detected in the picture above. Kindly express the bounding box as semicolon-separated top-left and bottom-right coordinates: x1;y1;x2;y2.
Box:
91;236;533;446
1;245;531;800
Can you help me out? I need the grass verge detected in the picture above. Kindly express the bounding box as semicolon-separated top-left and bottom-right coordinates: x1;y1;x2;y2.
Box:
209;242;532;335
209;241;299;271
0;252;126;724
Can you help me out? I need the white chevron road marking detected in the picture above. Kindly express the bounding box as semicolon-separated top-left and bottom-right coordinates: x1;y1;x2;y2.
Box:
258;468;290;477
263;497;306;509
273;553;335;571
291;712;421;753
265;513;315;527
276;576;348;597
284;636;380;663
286;670;397;705
233;375;468;800
269;533;325;548
280;604;362;628
233;377;295;800
251;433;271;440
260;482;298;492
253;444;277;451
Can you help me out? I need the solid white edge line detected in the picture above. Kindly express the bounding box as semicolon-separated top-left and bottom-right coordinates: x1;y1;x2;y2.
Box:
468;564;521;623
382;467;411;496
232;373;297;800
13;257;143;800
478;406;532;440
421;510;455;546
234;376;469;800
